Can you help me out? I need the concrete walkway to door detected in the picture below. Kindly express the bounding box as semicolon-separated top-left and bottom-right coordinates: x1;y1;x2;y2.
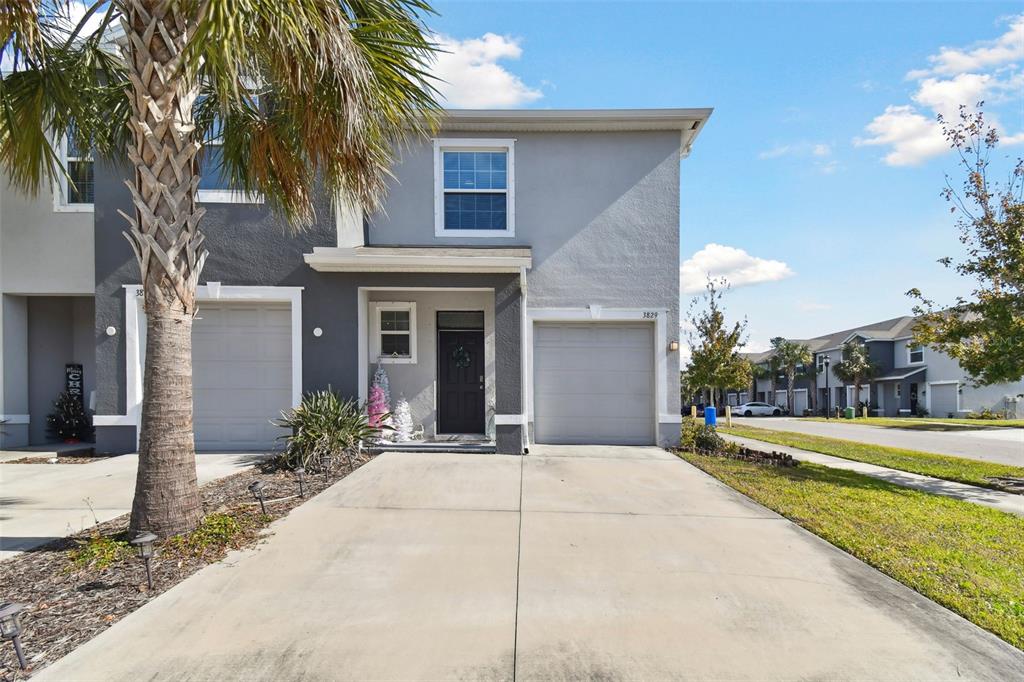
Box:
38;446;1024;681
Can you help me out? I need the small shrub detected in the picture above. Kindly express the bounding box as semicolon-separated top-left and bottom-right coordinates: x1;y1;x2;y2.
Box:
275;389;380;473
680;417;725;453
168;513;246;559
68;534;132;571
967;408;1005;420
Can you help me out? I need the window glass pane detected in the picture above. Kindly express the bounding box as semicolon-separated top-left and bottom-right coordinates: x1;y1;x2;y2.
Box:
443;192;507;230
381;334;410;357
198;144;229;190
67;160;94;203
442;151;508;191
380;310;410;332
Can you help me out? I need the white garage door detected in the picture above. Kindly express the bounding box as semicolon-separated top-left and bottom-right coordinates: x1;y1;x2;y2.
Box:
533;323;654;445
192;303;292;451
793;389;808;416
929;383;958;418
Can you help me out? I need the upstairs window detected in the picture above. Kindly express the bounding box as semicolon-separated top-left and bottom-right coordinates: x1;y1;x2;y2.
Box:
815;354;825;371
195;97;261;204
54;130;94;211
908;343;924;364
434;139;515;237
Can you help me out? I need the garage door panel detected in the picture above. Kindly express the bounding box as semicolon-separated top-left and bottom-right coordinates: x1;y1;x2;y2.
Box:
191;303;291;451
534;322;654;445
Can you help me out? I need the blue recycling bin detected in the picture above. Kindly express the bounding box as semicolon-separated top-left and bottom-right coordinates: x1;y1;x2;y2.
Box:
704;406;717;427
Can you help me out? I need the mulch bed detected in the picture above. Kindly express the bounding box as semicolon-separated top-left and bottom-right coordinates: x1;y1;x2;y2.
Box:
687;445;799;467
0;454;375;680
2;456;115;465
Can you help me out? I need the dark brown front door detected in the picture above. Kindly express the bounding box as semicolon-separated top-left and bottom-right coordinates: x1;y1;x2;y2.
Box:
438;330;485;434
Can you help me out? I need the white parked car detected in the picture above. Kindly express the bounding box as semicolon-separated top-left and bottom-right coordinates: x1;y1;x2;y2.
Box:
733;402;783;417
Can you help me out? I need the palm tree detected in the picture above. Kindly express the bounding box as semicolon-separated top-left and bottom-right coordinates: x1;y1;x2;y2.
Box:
770;337;812;416
2;0;440;537
832;340;878;415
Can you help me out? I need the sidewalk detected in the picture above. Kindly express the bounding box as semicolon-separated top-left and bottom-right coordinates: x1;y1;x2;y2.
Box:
722;434;1024;518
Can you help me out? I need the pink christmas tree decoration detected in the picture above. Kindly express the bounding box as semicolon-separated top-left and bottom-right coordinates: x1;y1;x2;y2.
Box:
367;385;390;432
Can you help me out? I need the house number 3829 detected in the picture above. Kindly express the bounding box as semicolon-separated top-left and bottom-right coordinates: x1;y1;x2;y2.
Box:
643;311;659;319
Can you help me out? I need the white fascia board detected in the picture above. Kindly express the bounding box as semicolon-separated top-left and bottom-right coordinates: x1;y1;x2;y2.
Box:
304;247;532;273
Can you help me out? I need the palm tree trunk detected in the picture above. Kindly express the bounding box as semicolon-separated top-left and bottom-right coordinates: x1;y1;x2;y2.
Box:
122;0;208;537
786;369;795;415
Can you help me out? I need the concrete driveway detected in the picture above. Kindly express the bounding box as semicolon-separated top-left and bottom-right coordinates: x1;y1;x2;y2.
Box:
732;416;1024;466
0;454;266;559
38;446;1023;681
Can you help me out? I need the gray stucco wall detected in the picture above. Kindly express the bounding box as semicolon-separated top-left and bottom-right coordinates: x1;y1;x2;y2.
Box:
0;174;95;294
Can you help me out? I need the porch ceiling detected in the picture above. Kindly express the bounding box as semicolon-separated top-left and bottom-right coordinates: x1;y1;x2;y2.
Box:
304;246;532;273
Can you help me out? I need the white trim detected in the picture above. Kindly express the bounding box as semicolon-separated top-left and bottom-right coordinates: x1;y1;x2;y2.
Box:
0;414;30;425
494;414;526;426
525;307;669;444
304;246;531;273
197;189;263;204
371;301;417;364
433;138;516;238
92;414;136;427
119;284;303;446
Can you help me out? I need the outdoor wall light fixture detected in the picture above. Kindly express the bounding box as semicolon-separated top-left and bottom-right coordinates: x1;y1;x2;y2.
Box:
0;602;28;670
248;480;267;515
668;341;680;352
312;327;323;338
130;532;157;590
105;326;117;336
294;467;306;498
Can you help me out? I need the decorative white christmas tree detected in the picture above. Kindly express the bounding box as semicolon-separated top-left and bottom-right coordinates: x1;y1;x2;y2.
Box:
392;394;414;442
372;364;391;405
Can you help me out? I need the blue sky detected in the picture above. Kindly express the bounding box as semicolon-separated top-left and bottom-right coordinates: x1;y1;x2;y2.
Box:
428;1;1024;351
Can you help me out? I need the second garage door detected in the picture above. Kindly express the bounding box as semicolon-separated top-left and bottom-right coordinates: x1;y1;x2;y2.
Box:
192;303;292;451
533;323;654;445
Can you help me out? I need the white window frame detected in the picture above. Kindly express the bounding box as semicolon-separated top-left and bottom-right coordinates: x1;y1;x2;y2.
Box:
196;97;263;205
372;301;417;364
907;343;925;365
433;138;515;238
894;383;901;400
52;134;94;213
815;354;825;372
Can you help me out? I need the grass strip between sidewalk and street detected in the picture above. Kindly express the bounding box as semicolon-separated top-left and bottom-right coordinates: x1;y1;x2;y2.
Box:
719;423;1024;492
678;451;1024;651
801;416;1024;429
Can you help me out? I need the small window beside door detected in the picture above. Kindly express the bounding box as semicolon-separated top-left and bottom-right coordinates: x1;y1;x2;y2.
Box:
54;130;94;211
374;302;416;364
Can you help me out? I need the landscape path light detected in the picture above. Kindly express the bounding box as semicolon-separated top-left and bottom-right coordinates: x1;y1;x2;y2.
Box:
248;480;267;515
0;602;29;670
130;532;157;590
294;467;306;498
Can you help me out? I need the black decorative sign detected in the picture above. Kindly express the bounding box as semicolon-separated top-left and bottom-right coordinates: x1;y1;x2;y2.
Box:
65;363;84;405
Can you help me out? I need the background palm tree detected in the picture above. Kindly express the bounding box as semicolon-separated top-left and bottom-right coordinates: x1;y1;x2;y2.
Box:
770;337;812;416
832;340;878;414
1;0;441;537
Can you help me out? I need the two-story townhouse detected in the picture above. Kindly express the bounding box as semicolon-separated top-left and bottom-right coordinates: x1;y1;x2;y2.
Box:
737;348;816;415
57;108;711;455
752;316;1023;418
0;138;98;448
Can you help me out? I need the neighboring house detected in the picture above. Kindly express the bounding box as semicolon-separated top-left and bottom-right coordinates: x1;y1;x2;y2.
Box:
742;316;1024;418
735;349;815;415
1;108;712;453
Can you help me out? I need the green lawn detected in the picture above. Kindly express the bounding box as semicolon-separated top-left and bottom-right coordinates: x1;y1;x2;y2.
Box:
720;423;1024;491
802;416;1024;429
678;451;1024;650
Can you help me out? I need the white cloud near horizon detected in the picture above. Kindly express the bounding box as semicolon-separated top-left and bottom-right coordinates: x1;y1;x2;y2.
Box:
757;141;839;174
857;14;1024;166
431;33;543;108
680;244;794;295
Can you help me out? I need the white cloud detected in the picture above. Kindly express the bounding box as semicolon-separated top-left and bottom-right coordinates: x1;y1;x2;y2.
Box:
431;33;543;108
854;105;947;166
859;15;1024;166
680;243;794;295
758;141;839;174
812;143;831;157
907;15;1024;78
758;144;793;160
